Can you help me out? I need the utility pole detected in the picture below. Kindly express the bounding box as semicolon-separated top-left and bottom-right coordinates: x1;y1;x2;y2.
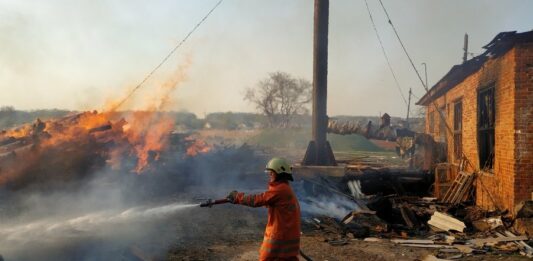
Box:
463;33;469;63
302;0;336;166
406;88;412;128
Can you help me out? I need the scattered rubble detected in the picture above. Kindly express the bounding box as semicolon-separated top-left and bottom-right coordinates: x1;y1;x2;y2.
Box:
300;171;533;260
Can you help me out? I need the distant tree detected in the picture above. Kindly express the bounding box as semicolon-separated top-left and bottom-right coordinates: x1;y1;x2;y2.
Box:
205;112;239;130
245;72;311;128
0;106;15;112
0;106;17;129
171;111;204;129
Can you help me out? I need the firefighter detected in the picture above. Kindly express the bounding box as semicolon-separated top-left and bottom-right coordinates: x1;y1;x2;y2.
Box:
227;157;301;261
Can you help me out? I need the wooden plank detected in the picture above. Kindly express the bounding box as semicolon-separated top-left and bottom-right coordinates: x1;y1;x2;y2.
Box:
450;174;466;203
453;173;474;204
501;231;533;257
441;181;455;203
400;244;456;249
391;239;434;244
363;237;383;242
453;245;474;254
442;172;464;203
468;236;528;245
450;172;469;204
442;171;475;204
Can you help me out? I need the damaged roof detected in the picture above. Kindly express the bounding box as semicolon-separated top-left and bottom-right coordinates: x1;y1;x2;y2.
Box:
416;30;533;106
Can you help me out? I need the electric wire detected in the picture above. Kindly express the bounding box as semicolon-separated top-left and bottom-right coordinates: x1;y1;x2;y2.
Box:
363;0;408;107
377;0;454;136
376;1;491;180
110;0;224;111
377;0;427;92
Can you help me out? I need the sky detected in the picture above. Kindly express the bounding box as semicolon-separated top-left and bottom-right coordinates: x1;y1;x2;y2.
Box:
0;0;532;118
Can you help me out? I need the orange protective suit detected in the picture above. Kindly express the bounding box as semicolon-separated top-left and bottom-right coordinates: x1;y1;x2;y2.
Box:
234;181;301;261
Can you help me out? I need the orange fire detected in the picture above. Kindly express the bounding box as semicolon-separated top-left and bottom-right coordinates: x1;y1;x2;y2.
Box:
122;111;174;172
185;136;213;157
2;125;33;138
0;110;175;177
0;56;193;183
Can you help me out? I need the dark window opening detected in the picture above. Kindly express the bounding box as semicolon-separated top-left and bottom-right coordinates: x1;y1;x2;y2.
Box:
439;106;447;143
453;101;462;162
478;86;495;170
429;111;435;134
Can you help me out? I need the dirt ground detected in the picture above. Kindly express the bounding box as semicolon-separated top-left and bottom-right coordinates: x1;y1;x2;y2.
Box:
168;233;531;261
165;207;528;261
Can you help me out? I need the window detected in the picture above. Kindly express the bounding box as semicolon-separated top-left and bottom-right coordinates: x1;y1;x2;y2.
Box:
438;106;447;143
429;111;435;134
478;86;495;170
453;100;462;161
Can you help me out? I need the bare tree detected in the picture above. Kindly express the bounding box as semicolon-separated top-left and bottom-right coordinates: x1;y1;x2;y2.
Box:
245;72;311;128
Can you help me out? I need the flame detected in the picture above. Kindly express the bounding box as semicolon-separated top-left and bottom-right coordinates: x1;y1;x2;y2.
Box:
185;136;213;157
122;111;174;172
2;125;33;139
0;56;194;185
116;55;191;171
0;110;174;182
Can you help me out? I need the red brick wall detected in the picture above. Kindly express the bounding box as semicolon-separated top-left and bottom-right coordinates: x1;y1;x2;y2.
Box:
425;48;519;212
514;43;533;211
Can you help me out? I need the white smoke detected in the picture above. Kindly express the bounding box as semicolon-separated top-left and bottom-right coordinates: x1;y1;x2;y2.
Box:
299;194;360;219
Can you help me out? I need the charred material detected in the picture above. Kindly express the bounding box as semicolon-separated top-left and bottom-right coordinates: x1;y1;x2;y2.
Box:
344;168;432;197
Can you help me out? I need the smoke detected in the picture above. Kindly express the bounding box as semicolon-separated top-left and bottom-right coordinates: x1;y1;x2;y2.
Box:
299;195;360;220
0;141;363;260
293;180;360;220
0;143;269;261
0;136;369;261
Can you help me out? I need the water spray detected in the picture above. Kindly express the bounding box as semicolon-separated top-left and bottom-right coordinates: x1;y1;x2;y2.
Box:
0;202;199;244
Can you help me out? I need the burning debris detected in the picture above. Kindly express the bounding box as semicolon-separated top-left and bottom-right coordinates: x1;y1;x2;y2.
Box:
0;125;270;261
184;135;213;157
0;110;217;189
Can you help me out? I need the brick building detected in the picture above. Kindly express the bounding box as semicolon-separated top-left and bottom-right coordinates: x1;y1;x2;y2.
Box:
416;31;533;214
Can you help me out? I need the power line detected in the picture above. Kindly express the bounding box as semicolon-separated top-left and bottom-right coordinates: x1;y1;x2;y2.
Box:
377;0;428;92
110;0;224;111
377;1;465;163
363;0;408;107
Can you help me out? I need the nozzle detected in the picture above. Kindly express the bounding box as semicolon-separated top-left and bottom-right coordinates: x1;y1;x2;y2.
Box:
199;198;230;207
199;199;215;208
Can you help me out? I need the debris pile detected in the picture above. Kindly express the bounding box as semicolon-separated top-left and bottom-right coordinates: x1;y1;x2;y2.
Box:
302;176;533;259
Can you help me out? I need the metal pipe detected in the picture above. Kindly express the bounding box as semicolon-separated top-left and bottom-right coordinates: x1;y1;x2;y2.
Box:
463;33;469;63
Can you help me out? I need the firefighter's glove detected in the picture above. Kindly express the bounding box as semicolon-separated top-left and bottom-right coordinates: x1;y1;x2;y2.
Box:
226;190;239;204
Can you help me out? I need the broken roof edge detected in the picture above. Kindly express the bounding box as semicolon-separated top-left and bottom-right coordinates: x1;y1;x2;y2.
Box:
416;30;533;106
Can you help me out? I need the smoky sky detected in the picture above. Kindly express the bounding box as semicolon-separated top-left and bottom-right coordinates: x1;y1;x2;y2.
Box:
0;0;531;117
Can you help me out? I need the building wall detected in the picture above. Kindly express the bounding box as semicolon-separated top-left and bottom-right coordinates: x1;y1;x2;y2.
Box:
514;42;533;210
425;48;518;212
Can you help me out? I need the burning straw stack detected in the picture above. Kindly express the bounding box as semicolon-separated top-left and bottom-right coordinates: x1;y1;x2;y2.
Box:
0;111;210;189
